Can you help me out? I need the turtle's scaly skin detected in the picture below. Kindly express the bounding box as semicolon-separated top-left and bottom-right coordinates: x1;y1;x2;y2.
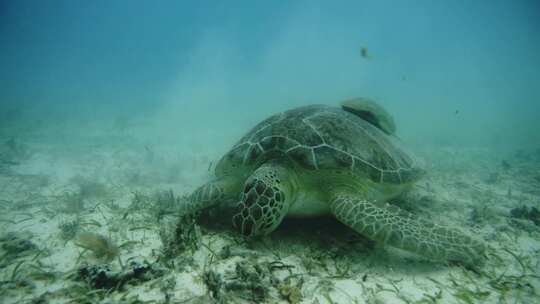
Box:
188;104;485;265
330;194;484;265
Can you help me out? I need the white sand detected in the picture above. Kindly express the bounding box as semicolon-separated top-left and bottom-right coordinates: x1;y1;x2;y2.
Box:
1;125;539;303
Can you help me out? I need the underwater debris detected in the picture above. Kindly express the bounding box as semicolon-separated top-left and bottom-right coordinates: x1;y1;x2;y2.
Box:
159;213;202;261
77;258;164;290
510;206;540;226
74;232;119;262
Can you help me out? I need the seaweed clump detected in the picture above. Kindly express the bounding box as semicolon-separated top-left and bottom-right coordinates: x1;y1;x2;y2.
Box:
78;259;164;290
1;232;37;254
228;261;269;302
74;232;119;262
58;220;80;241
0;231;40;296
203;260;276;303
159;213;201;262
203;269;224;301
0;231;37;266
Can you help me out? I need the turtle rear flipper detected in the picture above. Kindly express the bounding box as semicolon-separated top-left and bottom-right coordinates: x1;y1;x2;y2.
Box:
341;98;396;135
329;193;485;266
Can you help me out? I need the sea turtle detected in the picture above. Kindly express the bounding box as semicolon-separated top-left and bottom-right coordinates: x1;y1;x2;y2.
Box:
187;99;485;265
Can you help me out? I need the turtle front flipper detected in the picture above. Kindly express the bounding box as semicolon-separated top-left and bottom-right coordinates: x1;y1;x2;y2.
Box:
186;178;238;214
232;161;297;237
330;193;486;266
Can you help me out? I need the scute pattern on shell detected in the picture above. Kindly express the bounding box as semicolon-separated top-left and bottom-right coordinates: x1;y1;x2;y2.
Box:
225;105;421;184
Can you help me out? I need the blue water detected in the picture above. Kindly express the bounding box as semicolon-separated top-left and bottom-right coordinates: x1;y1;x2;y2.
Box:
1;0;539;149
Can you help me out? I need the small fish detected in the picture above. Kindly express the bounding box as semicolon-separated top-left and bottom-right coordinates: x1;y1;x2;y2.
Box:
360;47;371;59
454;110;459;115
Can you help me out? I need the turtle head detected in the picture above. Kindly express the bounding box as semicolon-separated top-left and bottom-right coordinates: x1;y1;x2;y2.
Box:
214;148;256;179
215;155;241;177
233;162;297;237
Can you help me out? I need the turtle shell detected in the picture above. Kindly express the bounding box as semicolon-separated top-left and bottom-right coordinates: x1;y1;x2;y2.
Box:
221;105;422;184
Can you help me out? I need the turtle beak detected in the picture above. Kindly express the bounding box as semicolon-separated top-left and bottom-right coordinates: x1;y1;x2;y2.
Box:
232;206;263;237
233;198;279;237
233;212;249;236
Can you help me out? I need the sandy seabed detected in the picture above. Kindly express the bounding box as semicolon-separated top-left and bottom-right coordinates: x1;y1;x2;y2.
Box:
1;130;539;304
